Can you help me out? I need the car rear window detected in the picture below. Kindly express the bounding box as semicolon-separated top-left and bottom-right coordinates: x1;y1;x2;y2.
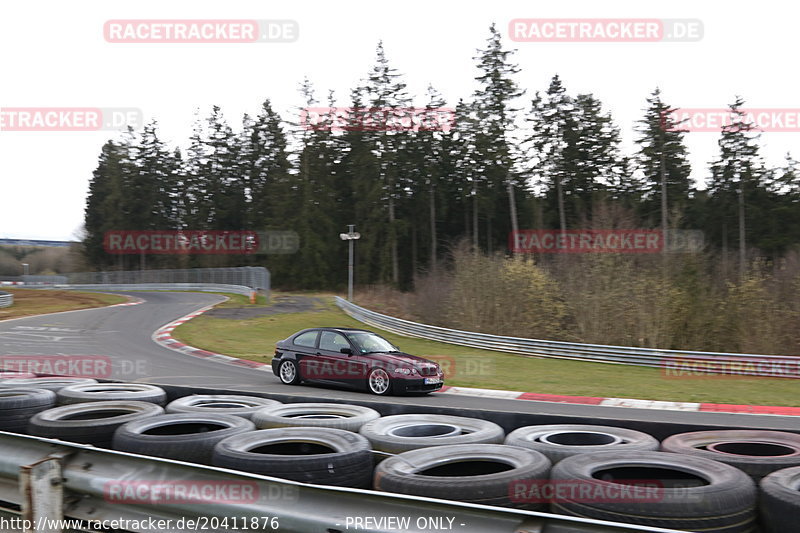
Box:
293;330;318;348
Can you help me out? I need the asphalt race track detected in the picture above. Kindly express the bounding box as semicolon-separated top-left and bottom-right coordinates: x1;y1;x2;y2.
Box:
0;291;797;431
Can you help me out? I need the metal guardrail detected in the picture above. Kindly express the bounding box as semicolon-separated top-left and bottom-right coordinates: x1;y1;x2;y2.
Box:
0;275;68;284
55;283;256;297
66;267;270;291
0;431;681;533
0;291;11;308
336;297;800;377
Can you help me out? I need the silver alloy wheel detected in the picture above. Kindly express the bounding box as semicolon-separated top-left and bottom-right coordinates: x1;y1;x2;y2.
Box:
279;361;296;384
368;368;390;395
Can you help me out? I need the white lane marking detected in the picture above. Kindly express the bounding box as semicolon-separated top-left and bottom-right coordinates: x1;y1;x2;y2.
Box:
440;386;523;399
600;398;701;411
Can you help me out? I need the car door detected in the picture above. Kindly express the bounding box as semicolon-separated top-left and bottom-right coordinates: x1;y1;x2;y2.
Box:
292;330;321;382
316;331;366;388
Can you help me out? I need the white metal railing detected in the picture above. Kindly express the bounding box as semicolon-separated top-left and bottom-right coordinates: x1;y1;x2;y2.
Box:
336;297;800;377
55;283;255;297
0;291;12;308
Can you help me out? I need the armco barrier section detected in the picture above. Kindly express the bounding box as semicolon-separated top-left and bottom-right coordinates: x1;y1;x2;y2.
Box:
335;297;800;376
56;283;255;297
0;291;11;308
66;266;269;291
0;431;678;533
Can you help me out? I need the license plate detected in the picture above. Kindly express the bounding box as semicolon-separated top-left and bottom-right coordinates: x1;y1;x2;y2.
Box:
424;377;441;385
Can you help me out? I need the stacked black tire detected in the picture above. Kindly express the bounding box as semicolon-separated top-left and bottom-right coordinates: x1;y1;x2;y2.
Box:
661;430;800;482
0;377;97;391
760;465;800;533
113;413;255;464
660;429;800;533
504;424;659;463
359;414;505;455
374;444;551;510
549;451;758;533
29;401;165;447
0;388;57;434
56;383;167;405
166;394;282;419
212;427;374;488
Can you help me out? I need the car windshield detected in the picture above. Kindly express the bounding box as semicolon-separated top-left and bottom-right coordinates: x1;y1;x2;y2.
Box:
347;332;398;354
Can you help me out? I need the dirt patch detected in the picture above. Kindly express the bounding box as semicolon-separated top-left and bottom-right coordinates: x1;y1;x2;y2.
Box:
0;289;127;320
205;295;325;319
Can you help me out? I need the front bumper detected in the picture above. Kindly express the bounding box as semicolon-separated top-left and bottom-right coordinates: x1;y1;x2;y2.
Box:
395;376;444;394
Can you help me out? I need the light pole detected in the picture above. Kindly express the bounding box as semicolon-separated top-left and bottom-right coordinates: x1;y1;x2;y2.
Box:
339;225;361;301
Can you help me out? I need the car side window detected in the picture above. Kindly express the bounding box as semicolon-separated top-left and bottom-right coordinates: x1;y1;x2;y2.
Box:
293;330;318;348
319;331;350;352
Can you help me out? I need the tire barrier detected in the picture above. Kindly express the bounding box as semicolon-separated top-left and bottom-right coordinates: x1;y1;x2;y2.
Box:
4;378;796;528
252;403;380;432
212;427;373;488
165;395;282;419
0;388;57;434
661;430;800;482
504;424;660;464
113;413;255;465
0;377;97;392
359;414;505;455
760;465;800;533
56;383;167;406
29;401;164;447
374;444;552;511
550;451;757;533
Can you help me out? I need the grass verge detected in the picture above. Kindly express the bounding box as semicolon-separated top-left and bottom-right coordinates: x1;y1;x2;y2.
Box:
0;288;129;321
173;292;800;407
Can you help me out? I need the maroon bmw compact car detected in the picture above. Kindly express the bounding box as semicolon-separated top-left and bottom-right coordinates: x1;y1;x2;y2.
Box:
271;327;444;395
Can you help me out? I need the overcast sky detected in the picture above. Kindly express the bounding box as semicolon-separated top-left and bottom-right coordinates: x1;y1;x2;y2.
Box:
1;0;797;241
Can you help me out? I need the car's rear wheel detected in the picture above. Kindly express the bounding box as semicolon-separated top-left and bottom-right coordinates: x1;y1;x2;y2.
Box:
367;368;392;396
278;360;300;385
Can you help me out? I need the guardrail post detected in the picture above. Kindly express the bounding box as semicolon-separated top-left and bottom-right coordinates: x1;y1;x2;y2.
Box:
20;454;67;532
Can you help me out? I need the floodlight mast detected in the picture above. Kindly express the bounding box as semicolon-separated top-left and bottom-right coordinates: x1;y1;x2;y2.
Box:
339;224;361;301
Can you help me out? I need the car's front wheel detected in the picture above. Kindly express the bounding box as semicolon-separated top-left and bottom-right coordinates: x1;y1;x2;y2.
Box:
278;359;300;385
367;368;392;396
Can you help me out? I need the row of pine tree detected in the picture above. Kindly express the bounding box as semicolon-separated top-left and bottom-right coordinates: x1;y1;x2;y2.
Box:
83;25;800;289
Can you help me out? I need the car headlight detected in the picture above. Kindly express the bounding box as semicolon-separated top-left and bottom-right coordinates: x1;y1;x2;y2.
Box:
394;368;412;375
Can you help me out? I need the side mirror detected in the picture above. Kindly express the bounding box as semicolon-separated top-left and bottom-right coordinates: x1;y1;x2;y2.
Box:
340;347;353;355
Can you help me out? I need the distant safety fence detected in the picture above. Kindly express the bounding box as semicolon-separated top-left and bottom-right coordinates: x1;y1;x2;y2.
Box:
65;266;269;290
0;267;269;299
335;297;800;378
61;283;256;298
